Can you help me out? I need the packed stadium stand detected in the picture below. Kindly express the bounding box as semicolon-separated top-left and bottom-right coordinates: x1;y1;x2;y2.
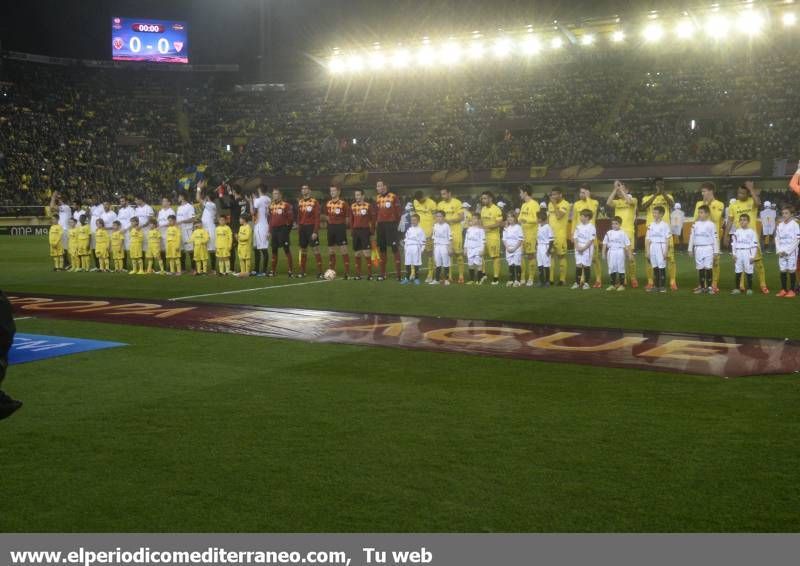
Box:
2;44;800;207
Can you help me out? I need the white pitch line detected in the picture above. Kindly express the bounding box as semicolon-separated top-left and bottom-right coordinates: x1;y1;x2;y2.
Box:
169;279;328;301
13;316;34;321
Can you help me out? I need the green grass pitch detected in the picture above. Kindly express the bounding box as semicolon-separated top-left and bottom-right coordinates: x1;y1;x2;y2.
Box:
0;235;798;532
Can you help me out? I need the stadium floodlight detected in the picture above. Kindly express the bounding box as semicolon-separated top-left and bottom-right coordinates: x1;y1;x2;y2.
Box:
416;44;435;67
705;15;730;39
346;54;364;72
611;30;625;42
550;36;564;49
440;41;462;65
520;35;541;55
468;40;485;59
328;56;345;74
368;51;386;71
642;22;664;42
738;10;765;35
391;48;411;69
675;19;695;39
783;12;797;26
580;34;595;46
492;37;512;58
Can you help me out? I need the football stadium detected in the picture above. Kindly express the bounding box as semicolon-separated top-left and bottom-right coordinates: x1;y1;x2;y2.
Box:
1;0;800;540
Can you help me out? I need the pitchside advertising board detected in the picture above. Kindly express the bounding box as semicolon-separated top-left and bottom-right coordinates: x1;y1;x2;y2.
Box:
111;17;189;64
0;225;50;236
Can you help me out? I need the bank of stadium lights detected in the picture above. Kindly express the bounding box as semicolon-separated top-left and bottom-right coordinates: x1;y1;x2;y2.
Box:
675;18;695;39
784;12;797;26
492;37;513;58
611;30;625;42
643;22;665;43
550;36;564;49
520;34;541;55
580;34;595;46
705;14;730;38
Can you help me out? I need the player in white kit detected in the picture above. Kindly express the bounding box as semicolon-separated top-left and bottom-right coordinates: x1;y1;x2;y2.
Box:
602;216;632;291
775;205;800;297
134;196;154;255
535;210;555;287
645;206;671;293
464;212;486;285
116;196;136;267
251;186;271;276
759;201;776;253
502;211;524;287
730;213;759;295
688;204;720;294
571;209;597;290
88;198;104;270
175;193;196;272
431;211;452;285
197;184;218;272
401;214;425;285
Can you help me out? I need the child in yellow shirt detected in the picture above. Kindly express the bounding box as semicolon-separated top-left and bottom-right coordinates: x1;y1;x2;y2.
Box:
128;217;145;275
77;215;91;271
146;218;164;274
237;213;253;276
165;215;182;275
67;218;79;271
110;221;125;272
215;215;233;275
191;220;210;274
48;214;64;271
94;219;111;272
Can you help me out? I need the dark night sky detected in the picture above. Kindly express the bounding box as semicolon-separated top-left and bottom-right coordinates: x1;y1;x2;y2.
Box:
0;0;668;80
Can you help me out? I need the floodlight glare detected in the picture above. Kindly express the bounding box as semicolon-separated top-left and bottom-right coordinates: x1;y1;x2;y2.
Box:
611;30;625;42
416;45;435;66
440;42;462;65
738;11;765;35
643;23;664;42
391;49;410;68
346;54;363;72
492;37;512;58
783;12;797;26
705;15;730;39
520;35;540;55
580;34;595;46
550;36;564;49
675;19;695;39
328;57;345;74
468;41;485;59
368;52;385;71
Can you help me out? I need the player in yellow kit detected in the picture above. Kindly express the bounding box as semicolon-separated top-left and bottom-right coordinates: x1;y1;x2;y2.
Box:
479;191;504;285
436;187;464;282
48;215;64;271
76;214;91;272
145;218;164;274
413;190;438;282
237;213;253;276
694;181;725;292
94;219;110;272
547;187;571;285
641;178;677;290
572;183;601;287
517;185;541;286
110;221;125;272
726;181;768;294
191;220;210;274
165;215;182;275
215;215;233;275
128;217;145;275
67;218;80;272
606;180;639;287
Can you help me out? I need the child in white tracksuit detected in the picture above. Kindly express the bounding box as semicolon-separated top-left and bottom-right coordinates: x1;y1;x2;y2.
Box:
688;204;720;293
464;212;486;284
535;210;554;287
645;206;671;292
731;213;758;295
602;216;632;290
402;214;426;284
775;206;800;296
431;212;452;285
572;209;597;290
502;212;524;286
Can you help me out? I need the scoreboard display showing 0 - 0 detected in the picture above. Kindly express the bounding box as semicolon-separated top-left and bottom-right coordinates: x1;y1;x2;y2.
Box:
111;17;189;64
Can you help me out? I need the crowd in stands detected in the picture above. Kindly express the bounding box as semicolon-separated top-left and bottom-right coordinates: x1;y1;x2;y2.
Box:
2;44;800;208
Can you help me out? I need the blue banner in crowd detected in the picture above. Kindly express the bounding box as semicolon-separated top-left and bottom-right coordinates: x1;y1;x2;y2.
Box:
8;333;126;365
